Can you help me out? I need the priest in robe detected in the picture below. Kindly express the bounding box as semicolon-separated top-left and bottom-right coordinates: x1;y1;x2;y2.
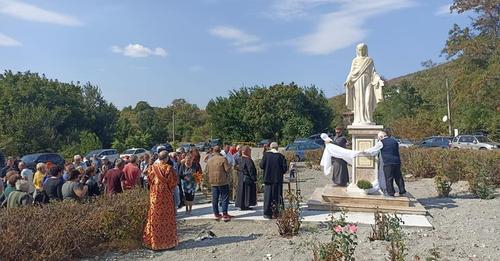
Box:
260;142;288;219
235;146;257;210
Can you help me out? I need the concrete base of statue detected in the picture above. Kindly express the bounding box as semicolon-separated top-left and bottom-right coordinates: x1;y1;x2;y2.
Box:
307;185;427;215
347;124;384;187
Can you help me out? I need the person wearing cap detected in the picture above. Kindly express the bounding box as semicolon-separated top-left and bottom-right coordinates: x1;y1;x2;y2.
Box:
260;142;288;219
331;127;349;186
363;131;406;197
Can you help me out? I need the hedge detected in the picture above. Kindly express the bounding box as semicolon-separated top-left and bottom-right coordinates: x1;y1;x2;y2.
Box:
0;189;148;261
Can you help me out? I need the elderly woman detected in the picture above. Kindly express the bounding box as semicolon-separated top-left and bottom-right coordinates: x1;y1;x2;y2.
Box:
7;179;34;208
33;163;46;192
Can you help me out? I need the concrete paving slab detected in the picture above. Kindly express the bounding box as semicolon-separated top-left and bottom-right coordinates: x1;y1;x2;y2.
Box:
177;202;433;228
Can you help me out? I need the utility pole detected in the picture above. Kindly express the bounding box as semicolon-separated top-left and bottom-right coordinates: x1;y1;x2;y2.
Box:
446;78;453;137
172;110;175;143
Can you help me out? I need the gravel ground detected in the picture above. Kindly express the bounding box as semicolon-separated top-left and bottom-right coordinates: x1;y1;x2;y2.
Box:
95;150;500;261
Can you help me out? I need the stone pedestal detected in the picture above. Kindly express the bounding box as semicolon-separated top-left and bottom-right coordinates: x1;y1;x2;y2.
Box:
347;125;384;190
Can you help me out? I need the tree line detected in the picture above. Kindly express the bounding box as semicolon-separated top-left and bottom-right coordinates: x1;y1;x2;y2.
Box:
0;72;334;158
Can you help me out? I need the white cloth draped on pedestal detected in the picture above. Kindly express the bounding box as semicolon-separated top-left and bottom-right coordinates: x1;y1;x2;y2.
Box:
320;143;360;176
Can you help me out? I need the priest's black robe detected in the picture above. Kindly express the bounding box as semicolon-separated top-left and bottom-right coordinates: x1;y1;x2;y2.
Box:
260;150;288;218
235;156;257;210
332;134;349;186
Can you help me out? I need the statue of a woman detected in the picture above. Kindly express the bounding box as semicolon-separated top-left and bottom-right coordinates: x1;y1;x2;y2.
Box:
344;43;384;125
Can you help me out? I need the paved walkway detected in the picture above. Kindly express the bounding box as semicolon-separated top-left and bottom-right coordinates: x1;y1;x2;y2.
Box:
177;201;433;228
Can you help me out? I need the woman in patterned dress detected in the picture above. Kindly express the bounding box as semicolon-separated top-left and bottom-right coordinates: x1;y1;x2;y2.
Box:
143;151;178;250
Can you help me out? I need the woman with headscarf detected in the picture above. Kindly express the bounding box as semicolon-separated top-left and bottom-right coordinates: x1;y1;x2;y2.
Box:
235;146;257;210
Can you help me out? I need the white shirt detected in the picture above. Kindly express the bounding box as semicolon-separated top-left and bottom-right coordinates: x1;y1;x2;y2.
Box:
364;140;384;156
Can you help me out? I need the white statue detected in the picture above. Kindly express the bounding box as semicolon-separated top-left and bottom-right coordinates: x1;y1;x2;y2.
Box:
344;43;384;125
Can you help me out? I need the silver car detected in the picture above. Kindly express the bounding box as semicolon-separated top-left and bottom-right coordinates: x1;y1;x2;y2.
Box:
450;135;500;150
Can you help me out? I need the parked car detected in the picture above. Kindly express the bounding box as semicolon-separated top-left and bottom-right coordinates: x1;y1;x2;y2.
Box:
85;149;120;163
151;143;174;154
181;143;196;152
395;138;414;148
418;136;452;148
294;137;308;143
284;141;322;161
209;139;222;147
196;142;210;151
308;133;334;146
20;153;65;171
120;148;148;160
257;139;272;148
450;135;499;150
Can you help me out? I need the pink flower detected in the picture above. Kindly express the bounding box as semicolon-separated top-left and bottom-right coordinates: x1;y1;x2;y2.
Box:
335;225;343;233
348;224;358;234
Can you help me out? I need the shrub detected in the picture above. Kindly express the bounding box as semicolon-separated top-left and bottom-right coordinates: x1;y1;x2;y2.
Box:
283;151;297;163
275;189;302;237
369;208;389;241
0;190;148;260
254;159;265;193
304;149;323;165
357;179;373;190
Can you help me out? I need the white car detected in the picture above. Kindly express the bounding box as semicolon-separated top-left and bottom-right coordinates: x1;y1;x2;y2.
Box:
120;148;148;160
85;149;120;163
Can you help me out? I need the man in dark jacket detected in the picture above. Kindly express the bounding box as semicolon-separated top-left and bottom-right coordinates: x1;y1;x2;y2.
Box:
364;131;406;197
260;142;288;219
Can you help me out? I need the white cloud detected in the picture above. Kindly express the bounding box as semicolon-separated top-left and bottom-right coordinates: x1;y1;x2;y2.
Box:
111;44;168;58
209;26;266;53
0;0;83;26
0;33;21;46
270;0;335;20
293;0;416;55
435;4;451;16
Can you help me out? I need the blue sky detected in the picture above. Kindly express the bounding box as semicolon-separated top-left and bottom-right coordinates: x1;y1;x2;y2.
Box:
0;0;469;108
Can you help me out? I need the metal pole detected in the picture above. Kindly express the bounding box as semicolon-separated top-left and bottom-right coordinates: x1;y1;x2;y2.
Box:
446;78;453;137
172;111;175;142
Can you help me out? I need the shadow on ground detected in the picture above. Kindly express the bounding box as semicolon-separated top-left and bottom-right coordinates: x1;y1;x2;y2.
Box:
418;192;480;210
176;233;263;250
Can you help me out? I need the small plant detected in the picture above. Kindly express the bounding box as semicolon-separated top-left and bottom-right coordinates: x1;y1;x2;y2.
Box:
386;213;407;261
471;168;495;199
275;185;302;237
369;208;389;241
312;210;359;261
434;174;452;197
413;244;441;261
357;179;373;190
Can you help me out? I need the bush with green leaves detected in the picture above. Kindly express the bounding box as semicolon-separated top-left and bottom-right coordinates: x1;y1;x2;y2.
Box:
357;179;373;190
